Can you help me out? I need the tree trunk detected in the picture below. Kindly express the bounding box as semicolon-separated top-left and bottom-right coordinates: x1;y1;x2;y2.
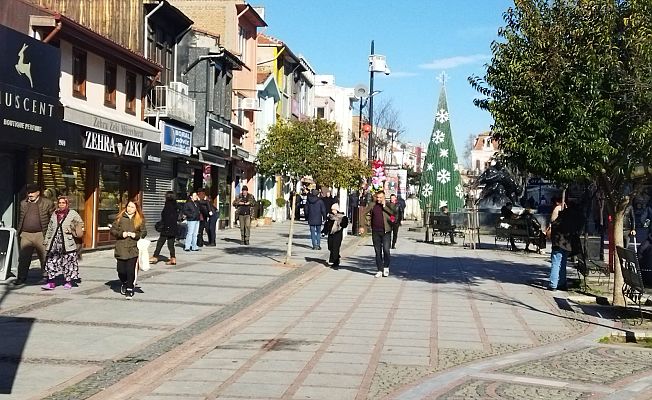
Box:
285;188;297;264
611;202;628;306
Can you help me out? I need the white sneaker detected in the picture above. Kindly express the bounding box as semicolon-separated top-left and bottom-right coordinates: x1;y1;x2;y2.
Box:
375;271;382;278
383;268;389;277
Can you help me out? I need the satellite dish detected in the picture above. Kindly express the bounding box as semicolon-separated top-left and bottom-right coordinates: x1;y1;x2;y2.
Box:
354;84;368;98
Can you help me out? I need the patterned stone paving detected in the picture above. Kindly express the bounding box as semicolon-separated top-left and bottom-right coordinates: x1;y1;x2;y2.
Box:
437;379;592;400
500;346;652;385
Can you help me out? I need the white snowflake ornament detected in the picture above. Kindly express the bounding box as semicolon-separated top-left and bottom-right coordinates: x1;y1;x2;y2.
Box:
436;169;451;184
439;200;448;209
455;184;465;199
426;163;434;171
439;148;449;158
435;109;449;123
421;183;433;198
431;130;445;144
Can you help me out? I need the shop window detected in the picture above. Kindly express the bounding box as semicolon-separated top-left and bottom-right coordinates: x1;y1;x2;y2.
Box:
98;163;139;229
104;61;117;108
72;48;87;99
125;71;137;115
36;155;87;218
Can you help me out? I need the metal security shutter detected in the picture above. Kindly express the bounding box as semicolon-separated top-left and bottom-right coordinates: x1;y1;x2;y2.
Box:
142;157;174;235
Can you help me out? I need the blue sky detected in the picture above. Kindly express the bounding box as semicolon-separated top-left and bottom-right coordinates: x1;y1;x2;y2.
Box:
261;0;514;161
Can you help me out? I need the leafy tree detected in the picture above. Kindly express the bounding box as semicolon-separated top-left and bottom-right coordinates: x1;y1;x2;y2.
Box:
256;118;340;264
315;155;372;191
470;0;652;305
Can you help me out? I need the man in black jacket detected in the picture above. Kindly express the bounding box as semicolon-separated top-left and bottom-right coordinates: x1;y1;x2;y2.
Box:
196;188;210;247
232;186;255;245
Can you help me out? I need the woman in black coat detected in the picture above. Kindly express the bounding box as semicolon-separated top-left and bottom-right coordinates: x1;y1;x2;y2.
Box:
150;191;179;265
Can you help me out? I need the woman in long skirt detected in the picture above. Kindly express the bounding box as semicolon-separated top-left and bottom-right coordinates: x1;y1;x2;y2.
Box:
42;196;83;290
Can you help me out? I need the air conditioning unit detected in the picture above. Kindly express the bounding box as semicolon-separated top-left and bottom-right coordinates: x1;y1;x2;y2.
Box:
169;81;189;95
238;97;259;111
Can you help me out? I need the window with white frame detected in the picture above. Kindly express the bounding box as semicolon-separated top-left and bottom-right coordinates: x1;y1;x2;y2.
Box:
237;96;245;126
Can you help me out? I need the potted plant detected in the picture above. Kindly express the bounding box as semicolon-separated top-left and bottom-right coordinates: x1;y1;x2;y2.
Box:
275;197;286;222
259;199;272;225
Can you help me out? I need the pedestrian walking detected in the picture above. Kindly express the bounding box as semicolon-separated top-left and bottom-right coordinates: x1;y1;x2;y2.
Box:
150;191;178;265
196;188;210;247
110;201;147;300
41;196;83;290
15;183;54;285
305;189;326;250
205;195;218;246
322;203;348;269
232;185;255;245
183;193;201;252
360;190;396;278
549;201;583;291
389;194;404;249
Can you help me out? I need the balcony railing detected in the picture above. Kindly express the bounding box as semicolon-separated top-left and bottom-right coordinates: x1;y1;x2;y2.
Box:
145;85;195;126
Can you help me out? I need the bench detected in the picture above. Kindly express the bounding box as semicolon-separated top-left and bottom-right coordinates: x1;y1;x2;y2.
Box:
616;246;652;322
495;216;545;252
426;214;464;244
573;239;610;291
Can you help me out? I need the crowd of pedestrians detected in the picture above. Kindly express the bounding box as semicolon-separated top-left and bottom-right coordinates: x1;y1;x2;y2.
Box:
7;182;414;299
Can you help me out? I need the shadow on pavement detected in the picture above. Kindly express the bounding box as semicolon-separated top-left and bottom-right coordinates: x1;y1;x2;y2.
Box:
0;316;34;394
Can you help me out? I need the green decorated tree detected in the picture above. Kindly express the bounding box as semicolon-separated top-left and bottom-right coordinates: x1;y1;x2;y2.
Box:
419;81;465;213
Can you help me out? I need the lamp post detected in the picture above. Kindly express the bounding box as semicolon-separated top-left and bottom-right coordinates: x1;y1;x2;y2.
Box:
356;91;381;161
366;40;390;163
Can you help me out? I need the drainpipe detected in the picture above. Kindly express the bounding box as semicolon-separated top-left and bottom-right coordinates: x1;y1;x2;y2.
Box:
237;4;251;18
42;21;61;43
144;1;165;60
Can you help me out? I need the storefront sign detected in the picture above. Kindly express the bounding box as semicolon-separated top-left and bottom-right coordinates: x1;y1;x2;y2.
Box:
64;106;160;143
161;122;191;156
0;24;62;142
81;129;160;164
208;118;232;150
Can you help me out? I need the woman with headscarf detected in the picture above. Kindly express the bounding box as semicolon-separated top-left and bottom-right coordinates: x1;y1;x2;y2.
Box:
42;196;84;290
110;200;147;300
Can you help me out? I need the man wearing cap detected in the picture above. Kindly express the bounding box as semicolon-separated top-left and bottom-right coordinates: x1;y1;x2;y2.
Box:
232;185;255;245
15;183;54;285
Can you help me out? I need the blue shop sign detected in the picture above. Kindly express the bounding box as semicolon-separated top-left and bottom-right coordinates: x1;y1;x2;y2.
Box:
161;122;191;156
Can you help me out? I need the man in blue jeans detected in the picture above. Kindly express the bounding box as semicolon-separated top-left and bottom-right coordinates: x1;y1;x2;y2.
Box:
361;191;396;278
305;189;326;250
549;202;583;290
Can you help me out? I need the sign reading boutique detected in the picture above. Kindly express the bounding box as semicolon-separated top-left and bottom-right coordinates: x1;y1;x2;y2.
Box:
0;24;61;142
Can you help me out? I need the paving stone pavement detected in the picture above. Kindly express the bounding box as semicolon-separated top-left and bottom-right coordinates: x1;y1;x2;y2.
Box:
2;221;652;400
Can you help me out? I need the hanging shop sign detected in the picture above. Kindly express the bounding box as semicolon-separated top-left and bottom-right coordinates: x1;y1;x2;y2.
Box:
0;24;62;142
161;121;192;156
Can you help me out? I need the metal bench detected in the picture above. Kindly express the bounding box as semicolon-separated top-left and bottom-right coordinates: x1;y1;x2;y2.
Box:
616;246;652;322
426;214;464;244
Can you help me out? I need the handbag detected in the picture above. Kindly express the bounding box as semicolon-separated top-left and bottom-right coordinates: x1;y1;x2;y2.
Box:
155;220;163;233
71;220;84;239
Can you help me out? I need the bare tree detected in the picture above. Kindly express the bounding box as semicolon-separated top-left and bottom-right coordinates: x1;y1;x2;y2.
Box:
461;133;477;170
372;98;405;163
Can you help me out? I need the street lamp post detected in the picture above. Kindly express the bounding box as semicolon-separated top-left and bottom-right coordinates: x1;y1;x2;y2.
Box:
366;40;390;163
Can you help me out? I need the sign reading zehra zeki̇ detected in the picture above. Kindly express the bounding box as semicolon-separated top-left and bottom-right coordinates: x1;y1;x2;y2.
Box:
83;130;143;159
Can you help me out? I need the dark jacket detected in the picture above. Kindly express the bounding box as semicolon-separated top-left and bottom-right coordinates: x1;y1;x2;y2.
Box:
322;196;337;212
18;196;55;234
110;214;147;260
322;212;349;235
160;200;178;237
197;198;210;220
364;201;397;233
637;233;652;276
305;194;326;226
551;206;584;255
183;200;201;221
233;193;256;216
